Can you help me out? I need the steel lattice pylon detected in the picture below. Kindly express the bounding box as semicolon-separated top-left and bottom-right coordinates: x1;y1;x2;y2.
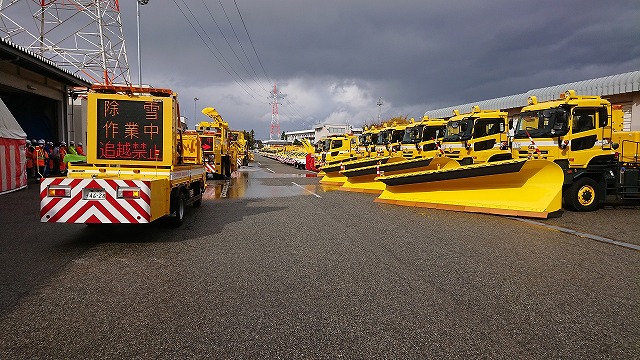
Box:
269;83;286;140
0;0;130;85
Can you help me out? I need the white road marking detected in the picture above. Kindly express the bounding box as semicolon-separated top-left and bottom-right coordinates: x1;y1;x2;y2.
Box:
511;217;640;251
257;162;262;165
220;179;230;198
265;168;275;173
292;182;322;198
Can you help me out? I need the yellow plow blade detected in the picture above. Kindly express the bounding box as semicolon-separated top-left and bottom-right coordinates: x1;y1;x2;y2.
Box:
374;159;563;218
340;157;459;193
319;156;402;185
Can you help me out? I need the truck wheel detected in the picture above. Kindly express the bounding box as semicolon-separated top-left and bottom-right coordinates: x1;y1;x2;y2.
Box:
192;184;202;208
170;191;186;227
564;177;600;212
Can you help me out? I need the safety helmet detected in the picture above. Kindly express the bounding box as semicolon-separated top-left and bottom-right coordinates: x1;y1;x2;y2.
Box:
78;142;83;146
69;140;75;145
26;139;32;145
38;139;45;145
60;141;66;146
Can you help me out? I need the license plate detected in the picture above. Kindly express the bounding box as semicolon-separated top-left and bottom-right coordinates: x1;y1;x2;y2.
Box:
83;189;106;200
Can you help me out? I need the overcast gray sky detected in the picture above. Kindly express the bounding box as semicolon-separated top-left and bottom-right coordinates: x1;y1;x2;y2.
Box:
7;0;640;138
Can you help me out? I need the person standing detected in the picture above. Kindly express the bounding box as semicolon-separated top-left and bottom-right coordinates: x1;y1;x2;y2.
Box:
35;139;47;179
76;142;84;156
25;140;34;180
45;141;54;177
58;141;68;175
68;140;78;155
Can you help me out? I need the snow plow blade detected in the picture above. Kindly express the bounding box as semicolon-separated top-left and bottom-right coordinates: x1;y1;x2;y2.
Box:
374;159;563;218
340;157;459;193
319;156;401;185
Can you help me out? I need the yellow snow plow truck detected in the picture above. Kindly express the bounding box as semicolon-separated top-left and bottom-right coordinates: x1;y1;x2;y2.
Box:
441;106;512;165
374;90;640;218
511;90;640;211
40;85;205;226
338;117;450;193
197;107;235;178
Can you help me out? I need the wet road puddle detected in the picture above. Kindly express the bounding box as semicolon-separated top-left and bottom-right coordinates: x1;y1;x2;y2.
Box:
202;165;322;200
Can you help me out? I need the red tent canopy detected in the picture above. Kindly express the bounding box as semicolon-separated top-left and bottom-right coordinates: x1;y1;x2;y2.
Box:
0;98;27;194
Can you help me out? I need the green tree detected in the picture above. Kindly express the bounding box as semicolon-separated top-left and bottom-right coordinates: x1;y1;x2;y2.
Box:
243;129;256;149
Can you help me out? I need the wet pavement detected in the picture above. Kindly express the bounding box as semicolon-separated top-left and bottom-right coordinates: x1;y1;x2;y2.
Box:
203;162;320;200
0;154;638;359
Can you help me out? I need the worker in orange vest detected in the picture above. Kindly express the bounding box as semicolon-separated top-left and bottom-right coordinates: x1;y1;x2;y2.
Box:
35;139;48;179
25;140;34;180
76;142;84;156
58;141;68;175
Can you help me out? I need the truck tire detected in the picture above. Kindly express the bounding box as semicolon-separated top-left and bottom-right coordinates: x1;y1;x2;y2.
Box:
226;157;232;177
564;177;600;212
192;183;202;208
170;190;186;227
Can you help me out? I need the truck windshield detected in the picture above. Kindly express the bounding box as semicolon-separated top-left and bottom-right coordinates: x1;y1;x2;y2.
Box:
391;129;405;143
359;134;368;146
443;118;473;141
322;139;331;151
402;125;424;144
514;108;568;138
377;130;392;145
423;125;445;141
367;133;378;145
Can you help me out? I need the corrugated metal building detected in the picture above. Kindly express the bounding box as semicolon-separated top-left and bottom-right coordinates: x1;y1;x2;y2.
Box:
424;71;640;132
0;38;90;145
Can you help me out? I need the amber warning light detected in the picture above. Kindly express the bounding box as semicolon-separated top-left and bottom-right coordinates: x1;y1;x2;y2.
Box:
117;187;141;199
48;185;71;198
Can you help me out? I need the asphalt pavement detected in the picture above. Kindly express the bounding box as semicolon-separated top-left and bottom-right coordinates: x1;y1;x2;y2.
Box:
0;154;638;359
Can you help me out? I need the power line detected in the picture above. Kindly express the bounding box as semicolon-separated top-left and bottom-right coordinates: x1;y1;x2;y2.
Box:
233;0;270;81
200;0;269;95
172;0;267;103
216;0;270;94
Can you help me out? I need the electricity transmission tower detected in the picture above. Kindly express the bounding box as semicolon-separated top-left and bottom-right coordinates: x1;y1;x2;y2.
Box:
269;83;286;140
0;0;131;85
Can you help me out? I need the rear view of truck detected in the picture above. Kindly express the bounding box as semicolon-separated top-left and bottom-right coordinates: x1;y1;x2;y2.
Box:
40;85;205;226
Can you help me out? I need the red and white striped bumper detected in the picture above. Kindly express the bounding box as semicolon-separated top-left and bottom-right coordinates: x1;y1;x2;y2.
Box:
205;162;216;173
40;178;152;224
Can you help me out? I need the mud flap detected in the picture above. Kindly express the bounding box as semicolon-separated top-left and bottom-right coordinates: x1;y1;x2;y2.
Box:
374;159;563;218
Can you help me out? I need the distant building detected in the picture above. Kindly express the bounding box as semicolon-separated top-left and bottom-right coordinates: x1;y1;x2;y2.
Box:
285;124;363;143
424;70;640;131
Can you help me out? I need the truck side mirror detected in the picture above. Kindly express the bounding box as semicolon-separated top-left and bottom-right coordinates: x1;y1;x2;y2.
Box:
499;123;505;132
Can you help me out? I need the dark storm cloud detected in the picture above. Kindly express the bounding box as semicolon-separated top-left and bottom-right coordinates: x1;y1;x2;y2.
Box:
9;0;634;137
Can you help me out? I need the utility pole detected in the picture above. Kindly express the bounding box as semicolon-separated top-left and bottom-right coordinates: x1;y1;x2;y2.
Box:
377;97;383;123
136;0;149;87
193;97;199;129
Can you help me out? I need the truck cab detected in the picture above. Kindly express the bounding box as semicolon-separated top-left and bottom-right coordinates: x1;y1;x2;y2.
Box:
400;116;447;159
441;106;511;165
358;126;380;158
314;134;358;166
512;90;640;211
512;90;621;168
